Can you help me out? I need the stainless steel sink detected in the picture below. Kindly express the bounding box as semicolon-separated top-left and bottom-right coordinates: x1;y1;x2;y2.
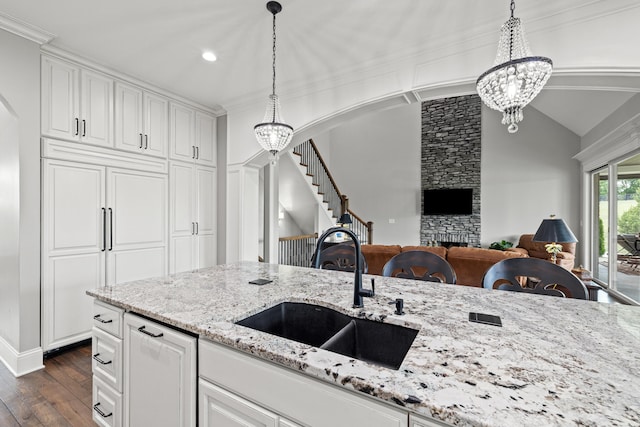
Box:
235;302;418;370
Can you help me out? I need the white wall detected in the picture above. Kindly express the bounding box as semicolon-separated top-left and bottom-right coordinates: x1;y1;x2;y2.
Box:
0;29;41;356
481;106;582;251
315;103;422;246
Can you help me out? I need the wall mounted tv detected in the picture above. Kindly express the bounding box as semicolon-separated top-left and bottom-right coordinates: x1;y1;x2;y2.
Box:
423;188;473;215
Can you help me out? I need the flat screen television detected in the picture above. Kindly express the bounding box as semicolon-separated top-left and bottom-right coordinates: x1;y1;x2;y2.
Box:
423;188;473;215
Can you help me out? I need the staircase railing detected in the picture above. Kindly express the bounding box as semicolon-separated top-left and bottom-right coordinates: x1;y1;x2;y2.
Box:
293;139;373;244
279;233;318;267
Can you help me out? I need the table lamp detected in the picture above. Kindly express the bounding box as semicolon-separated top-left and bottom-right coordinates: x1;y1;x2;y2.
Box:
532;214;578;263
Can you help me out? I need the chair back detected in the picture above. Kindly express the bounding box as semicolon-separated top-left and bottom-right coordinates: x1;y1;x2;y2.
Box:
314;243;367;273
482;257;588;299
382;250;456;284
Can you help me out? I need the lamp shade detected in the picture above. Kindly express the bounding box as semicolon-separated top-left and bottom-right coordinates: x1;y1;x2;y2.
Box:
338;213;353;225
532;216;577;243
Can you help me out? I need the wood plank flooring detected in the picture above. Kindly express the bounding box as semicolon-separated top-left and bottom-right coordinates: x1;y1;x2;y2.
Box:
0;344;95;426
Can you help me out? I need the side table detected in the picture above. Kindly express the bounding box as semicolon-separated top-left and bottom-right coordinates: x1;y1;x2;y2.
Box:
582;280;601;302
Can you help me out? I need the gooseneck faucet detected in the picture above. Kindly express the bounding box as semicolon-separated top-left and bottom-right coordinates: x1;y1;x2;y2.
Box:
313;226;374;308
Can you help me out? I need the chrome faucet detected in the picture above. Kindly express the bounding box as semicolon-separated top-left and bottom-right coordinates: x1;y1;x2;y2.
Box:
313;226;374;308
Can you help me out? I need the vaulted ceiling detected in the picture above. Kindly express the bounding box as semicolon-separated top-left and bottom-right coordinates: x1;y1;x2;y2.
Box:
1;0;640;136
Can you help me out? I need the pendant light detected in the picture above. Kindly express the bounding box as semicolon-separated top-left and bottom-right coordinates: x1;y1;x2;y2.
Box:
476;0;553;133
254;1;293;156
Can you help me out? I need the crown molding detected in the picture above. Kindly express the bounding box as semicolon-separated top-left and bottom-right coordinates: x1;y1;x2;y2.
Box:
0;12;55;45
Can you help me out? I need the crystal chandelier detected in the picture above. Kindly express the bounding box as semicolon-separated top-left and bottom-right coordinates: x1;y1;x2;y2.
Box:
254;1;293;156
476;0;553;133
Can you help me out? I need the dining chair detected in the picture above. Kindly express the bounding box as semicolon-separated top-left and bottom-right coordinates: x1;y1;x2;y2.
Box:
313;242;368;273
482;257;588;299
381;250;456;284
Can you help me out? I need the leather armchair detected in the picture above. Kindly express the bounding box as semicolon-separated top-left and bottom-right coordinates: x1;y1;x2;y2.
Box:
508;234;575;270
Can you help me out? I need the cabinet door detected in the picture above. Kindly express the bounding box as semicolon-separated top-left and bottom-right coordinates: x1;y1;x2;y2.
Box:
169;103;195;163
199;379;278;427
169;162;195;273
144;92;169;157
114;82;143;153
194;111;216;166
42;159;106;351
106;169;167;285
195;166;217;268
124;313;196;427
81;69;114;147
42;56;79;141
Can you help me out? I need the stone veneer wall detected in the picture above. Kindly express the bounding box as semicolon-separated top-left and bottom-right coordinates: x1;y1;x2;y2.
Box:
421;95;481;247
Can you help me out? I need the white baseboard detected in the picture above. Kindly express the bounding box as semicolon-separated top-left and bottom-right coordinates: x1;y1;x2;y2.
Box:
0;335;44;377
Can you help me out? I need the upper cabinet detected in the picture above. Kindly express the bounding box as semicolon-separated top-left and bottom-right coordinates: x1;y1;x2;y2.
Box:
170;102;217;167
115;81;168;158
42;55;114;147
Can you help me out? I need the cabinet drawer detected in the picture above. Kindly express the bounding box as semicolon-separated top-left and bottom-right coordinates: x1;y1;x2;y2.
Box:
93;375;122;427
93;300;124;338
199;339;407;427
92;327;123;392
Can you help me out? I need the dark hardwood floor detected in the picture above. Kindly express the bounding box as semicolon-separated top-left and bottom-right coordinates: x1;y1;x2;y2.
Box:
0;343;95;426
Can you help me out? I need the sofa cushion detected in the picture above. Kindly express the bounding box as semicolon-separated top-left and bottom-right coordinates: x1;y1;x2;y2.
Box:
360;245;401;276
401;245;448;260
447;246;528;288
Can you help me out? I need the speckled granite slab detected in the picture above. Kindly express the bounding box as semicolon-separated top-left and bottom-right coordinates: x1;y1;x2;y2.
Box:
88;261;640;426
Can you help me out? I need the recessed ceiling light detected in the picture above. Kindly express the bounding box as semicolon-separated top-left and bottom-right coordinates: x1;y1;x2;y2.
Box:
202;51;217;62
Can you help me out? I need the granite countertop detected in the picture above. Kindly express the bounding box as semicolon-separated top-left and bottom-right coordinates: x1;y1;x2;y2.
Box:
88;261;640;426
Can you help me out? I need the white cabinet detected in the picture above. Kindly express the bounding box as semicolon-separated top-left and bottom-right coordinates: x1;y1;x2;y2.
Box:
199;339;408;427
92;300;124;427
409;414;454;427
115;81;168;157
194;111;217;166
169;161;217;273
42;55;113;146
124;312;196;427
42;157;167;352
170;102;216;166
199;379;301;427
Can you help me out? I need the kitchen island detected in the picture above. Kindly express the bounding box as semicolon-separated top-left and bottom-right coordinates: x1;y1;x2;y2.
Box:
88;261;640;426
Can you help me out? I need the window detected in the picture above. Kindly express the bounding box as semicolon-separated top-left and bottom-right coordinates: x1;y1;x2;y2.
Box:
591;152;640;303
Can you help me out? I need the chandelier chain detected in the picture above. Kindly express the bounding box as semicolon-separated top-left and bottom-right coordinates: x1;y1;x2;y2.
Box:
271;12;277;99
510;0;515;18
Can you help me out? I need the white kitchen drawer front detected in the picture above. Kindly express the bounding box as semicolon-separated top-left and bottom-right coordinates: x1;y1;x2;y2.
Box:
92;327;123;392
93;375;122;427
93;300;124;338
199;339;407;427
199;379;278;427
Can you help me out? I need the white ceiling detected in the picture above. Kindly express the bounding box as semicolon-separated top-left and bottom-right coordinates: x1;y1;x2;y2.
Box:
1;0;640;136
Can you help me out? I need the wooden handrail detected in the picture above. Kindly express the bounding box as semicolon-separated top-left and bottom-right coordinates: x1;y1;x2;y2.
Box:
292;139;373;244
279;233;318;242
308;139;343;197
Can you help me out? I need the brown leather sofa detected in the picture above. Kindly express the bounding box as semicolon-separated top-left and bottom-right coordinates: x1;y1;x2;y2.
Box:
507;234;575;270
360;244;527;287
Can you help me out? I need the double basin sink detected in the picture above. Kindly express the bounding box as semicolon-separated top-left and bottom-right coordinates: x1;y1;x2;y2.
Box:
235;302;418;370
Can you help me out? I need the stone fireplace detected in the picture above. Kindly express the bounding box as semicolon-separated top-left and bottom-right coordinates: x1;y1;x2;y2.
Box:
420;95;481;247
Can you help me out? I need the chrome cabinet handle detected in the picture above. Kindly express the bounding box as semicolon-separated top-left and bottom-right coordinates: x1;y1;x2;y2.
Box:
138;325;163;338
101;208;106;251
93;403;112;418
144;134;148;149
92;353;112;365
139;133;143;148
195;146;199;159
82;119;86;137
108;208;113;251
195;222;199;235
75;118;79;136
192;146;196;159
93;314;112;324
191;222;195;235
